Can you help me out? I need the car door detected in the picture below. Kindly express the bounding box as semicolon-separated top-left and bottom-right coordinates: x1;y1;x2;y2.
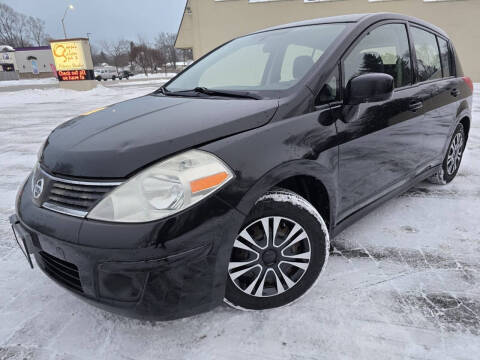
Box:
409;26;460;166
333;22;426;220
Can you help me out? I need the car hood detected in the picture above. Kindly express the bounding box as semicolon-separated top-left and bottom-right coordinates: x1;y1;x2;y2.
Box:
41;94;278;178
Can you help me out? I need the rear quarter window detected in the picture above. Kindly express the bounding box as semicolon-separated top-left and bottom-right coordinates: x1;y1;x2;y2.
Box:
437;37;453;77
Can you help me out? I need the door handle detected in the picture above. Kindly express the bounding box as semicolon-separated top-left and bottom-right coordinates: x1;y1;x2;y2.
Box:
451;88;460;97
408;101;423;112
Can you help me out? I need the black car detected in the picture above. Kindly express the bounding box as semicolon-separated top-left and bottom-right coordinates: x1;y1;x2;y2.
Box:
119;70;134;80
10;13;473;320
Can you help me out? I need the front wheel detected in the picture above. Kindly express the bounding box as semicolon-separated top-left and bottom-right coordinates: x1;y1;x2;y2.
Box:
428;123;466;185
225;189;329;311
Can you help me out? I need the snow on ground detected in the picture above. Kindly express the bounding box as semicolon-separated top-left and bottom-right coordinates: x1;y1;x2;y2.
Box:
0;77;59;88
0;73;176;89
132;72;179;80
0;84;479;360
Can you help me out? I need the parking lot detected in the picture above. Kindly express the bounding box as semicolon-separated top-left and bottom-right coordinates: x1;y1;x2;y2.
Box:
0;81;479;360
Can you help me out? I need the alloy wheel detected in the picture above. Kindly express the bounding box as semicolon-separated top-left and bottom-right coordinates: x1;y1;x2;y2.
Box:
446;132;464;175
228;216;311;298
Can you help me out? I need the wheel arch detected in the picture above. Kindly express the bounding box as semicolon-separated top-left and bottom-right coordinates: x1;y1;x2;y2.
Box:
234;160;337;233
459;116;470;141
456;100;471;141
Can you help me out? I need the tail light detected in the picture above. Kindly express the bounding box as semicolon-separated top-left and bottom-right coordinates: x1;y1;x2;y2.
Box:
463;76;474;93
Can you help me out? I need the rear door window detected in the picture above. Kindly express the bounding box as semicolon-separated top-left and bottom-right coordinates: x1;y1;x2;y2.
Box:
411;27;442;82
437;37;453;77
343;23;412;89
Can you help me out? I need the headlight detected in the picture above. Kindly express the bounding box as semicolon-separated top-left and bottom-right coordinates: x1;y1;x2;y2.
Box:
87;150;234;223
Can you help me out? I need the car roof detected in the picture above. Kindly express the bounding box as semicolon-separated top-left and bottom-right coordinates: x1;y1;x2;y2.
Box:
254;12;448;38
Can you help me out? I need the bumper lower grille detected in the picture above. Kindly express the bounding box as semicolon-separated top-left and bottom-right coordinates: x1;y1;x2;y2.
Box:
39;251;83;293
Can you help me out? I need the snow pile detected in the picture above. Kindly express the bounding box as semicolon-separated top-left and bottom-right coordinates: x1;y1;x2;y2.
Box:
133;72;178;80
0;77;59;87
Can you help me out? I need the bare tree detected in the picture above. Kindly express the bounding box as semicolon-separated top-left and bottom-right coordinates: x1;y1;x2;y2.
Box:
130;42;150;76
0;3;23;47
155;32;177;69
0;3;48;48
27;16;48;46
101;39;130;71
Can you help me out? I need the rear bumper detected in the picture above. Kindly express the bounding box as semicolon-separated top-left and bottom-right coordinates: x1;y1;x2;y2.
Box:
13;175;245;320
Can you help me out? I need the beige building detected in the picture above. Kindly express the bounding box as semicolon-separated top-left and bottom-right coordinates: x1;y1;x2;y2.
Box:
175;0;480;81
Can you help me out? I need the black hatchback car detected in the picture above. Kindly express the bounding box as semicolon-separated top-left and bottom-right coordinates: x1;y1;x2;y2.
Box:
10;13;473;320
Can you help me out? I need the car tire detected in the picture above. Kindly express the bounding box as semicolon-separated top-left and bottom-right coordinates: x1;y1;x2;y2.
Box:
224;189;329;311
428;123;466;185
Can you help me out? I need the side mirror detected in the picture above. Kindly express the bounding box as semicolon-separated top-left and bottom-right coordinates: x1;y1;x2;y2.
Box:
344;73;394;105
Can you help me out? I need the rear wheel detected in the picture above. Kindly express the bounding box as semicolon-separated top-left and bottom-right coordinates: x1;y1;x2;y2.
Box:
225;189;329;310
428;123;466;185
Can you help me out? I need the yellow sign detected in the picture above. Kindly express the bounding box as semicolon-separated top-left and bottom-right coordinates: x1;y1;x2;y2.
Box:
51;40;87;71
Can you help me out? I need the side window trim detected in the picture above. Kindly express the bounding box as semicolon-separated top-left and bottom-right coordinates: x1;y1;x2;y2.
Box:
435;36;445;78
315;64;341;106
448;41;458;78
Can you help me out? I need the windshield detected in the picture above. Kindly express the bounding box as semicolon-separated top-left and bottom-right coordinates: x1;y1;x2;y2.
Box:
165;23;347;93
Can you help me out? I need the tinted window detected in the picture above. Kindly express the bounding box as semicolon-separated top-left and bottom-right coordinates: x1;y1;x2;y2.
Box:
411;27;442;82
438;37;453;77
166;23;347;92
343;24;412;88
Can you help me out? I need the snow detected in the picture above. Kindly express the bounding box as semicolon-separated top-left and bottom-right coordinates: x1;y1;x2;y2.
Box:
0;45;15;52
0;73;176;88
0;83;479;359
0;77;59;88
132;72;178;79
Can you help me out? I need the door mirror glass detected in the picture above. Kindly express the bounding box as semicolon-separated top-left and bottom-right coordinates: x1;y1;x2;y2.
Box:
344;73;394;105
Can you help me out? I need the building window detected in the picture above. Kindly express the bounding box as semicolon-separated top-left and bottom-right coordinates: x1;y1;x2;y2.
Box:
304;0;345;3
368;0;405;3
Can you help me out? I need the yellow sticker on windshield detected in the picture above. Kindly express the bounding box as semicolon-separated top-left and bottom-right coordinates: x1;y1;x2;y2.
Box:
81;107;106;116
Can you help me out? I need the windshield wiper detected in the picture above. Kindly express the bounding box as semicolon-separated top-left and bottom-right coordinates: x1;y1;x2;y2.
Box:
159;87;261;100
193;87;261;100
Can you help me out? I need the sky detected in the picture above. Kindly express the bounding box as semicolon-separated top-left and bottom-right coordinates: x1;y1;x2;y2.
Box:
2;0;187;44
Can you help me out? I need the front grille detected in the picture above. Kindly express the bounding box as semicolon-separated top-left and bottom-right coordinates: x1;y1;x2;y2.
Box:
39;251;83;293
46;181;115;213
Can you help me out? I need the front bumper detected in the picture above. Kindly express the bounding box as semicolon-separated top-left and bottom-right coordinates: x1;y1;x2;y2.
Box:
13;175;245;320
